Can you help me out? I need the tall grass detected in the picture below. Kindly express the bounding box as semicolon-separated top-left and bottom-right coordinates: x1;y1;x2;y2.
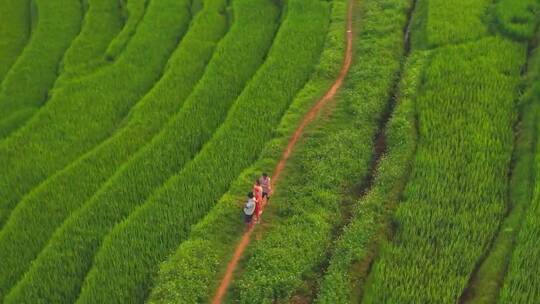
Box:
76;0;329;302
0;1;228;301
4;1;280;302
0;0;82;137
54;0;126;85
0;0;30;83
0;0;192;228
147;0;346;302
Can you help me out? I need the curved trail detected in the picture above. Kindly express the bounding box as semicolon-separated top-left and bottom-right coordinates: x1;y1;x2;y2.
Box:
212;1;354;302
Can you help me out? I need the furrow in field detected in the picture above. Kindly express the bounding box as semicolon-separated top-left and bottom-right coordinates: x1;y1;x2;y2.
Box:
0;0;82;138
76;0;329;302
0;1;229;301
146;0;349;302
3;1;281;303
0;0;192;232
0;0;31;84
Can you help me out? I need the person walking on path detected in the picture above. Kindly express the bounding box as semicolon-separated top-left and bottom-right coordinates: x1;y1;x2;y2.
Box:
253;179;263;222
244;192;256;229
259;173;272;204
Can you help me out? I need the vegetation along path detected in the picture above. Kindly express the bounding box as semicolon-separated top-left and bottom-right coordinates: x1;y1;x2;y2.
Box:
211;0;354;302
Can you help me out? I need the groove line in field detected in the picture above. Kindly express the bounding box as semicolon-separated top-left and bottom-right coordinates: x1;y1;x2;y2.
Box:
211;1;355;302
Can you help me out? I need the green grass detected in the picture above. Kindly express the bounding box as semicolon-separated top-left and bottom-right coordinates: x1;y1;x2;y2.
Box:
105;0;147;60
54;0;126;85
76;0;330;302
315;51;426;303
0;0;192;229
0;0;82;138
0;1;228;301
0;0;30;84
3;1;281;302
147;0;346;302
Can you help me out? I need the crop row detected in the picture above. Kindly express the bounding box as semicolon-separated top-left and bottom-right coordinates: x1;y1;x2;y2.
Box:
0;1;229;302
0;0;82;138
232;0;412;302
75;0;330;302
316;51;426;303
105;0;148;60
54;0;126;86
0;0;192;229
3;1;281;303
0;0;31;83
147;0;347;301
363;35;526;304
498;41;540;303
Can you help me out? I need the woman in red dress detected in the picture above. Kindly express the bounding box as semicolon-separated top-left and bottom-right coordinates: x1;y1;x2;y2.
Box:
252;179;263;223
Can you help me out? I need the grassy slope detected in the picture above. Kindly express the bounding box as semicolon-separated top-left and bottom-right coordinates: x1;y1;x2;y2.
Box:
0;0;192;229
4;1;280;303
75;0;329;302
0;0;228;300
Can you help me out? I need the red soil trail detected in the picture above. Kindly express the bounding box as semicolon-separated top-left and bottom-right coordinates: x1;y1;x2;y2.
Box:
211;1;355;303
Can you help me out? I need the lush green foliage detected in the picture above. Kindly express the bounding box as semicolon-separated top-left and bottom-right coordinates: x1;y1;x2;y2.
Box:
3;1;280;303
234;0;410;301
0;0;192;228
76;1;330;302
147;0;347;301
105;0;147;60
0;0;82;137
316;51;425;303
0;2;228;301
0;0;30;83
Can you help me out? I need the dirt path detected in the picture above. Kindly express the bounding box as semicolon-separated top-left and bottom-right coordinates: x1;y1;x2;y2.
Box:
211;1;355;303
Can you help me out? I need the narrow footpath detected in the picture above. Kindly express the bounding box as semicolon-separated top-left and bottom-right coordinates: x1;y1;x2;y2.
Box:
211;1;355;302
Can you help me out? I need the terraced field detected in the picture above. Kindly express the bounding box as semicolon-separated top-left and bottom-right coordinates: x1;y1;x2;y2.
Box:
1;0;540;303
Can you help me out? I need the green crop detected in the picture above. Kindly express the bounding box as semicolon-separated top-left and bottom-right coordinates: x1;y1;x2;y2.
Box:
105;0;148;60
76;0;329;302
0;1;228;301
4;1;280;302
0;0;82;138
54;0;125;85
147;0;347;302
0;0;30;83
0;0;192;229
